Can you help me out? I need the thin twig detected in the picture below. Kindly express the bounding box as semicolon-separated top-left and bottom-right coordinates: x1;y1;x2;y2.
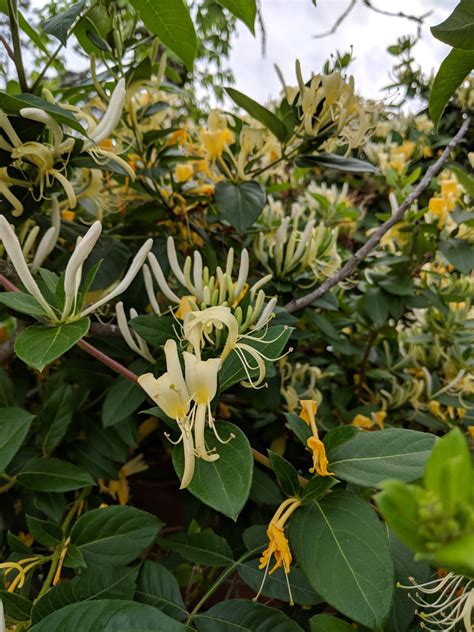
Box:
284;117;470;313
313;0;357;39
6;0;28;91
362;0;431;24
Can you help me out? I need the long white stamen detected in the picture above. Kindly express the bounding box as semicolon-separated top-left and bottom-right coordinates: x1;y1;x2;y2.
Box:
82;238;153;316
0;216;56;320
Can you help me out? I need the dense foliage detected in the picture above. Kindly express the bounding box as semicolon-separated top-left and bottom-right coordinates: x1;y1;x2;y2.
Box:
0;1;472;631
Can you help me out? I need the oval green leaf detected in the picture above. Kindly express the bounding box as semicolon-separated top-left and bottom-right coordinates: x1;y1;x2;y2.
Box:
0;407;34;471
215;181;266;233
289;490;394;629
173;421;253;520
195;598;304;631
17;457;94;492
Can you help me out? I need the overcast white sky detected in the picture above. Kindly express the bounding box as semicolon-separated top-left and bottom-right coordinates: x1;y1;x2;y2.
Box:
227;0;457;104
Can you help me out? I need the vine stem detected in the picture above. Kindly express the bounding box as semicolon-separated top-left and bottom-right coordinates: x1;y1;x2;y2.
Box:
284;117;470;313
185;547;262;625
6;0;28;91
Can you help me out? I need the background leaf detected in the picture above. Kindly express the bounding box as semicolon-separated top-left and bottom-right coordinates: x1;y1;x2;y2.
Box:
135;560;188;621
431;0;474;50
17;458;94;491
0;407;34;471
429;49;474;125
128;0;197;69
225;88;290;142
195;599;304;631
215;181;266;233
296;153;377;173
217;0;256;33
70;506;163;566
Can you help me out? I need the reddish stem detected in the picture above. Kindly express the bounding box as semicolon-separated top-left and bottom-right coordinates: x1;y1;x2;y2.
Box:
77;339;138;383
0;274;20;292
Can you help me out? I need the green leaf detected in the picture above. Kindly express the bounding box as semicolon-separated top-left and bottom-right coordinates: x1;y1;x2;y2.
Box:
195;599;304;631
238;559;322;606
0;407;34;471
328;429;436;488
215;181;266;233
448;163;474;197
15;319;90;372
161;531;233;566
129;314;175;346
29;599;188;632
429;49;474;125
0;368;14;407
0;590;32;622
17;458;94;492
135;560;187;621
267;450;300;496
364;287;389;324
42;0;86;46
39;384;74;455
217;0;256;33
26;515;62;547
70;506;163;566
173;421;253;520
296;152;377;173
128;0;197;69
0;292;47;318
250;467;284;506
225;87;290;142
431;0;474;50
32;567;138;623
219;326;292;391
433;533;474;576
289;491;394;628
439;238;474;274
310;615;354;632
102;375;146;428
0;93;86;134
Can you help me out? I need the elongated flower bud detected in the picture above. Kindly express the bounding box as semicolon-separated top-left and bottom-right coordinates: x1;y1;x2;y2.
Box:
88;78;126;144
62;221;102;320
82;238;153;316
147;252;180;304
166;236;186;286
0;216;57;320
142;263;161;314
30;197;61;273
234;249;249;298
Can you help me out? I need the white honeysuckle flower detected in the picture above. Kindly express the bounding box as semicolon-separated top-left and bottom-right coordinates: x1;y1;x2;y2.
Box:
0;217;152;323
138;339;234;488
145;237;275;332
182;305;291;389
400;573;473;632
0;215;57;321
116;302;155;363
20;108;64;150
0;599;5;632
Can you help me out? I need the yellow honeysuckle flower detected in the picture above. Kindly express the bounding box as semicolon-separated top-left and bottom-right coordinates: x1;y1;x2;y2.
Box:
166;128;191;147
299;399;334;475
0;556;42;593
98;454;148;505
352;410;386;431
138;417;159;441
175;163;194;183
176;295;196;319
255;497;301;605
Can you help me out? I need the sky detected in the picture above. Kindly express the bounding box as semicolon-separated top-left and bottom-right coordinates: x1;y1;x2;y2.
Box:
227;0;457;104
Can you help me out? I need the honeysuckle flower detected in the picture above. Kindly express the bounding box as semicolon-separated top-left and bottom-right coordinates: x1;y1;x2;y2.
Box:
98;454;149;505
144;237;274;332
352;410;386;430
138;340;195;488
0;556;42;593
254;203;341;286
29;197;61;274
255;497;301;605
199;109;235;180
0;166;30;217
299;399;333;476
399;573;473;632
280;360;322;412
0;217;152;324
116;301;155;363
85;78;126;146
